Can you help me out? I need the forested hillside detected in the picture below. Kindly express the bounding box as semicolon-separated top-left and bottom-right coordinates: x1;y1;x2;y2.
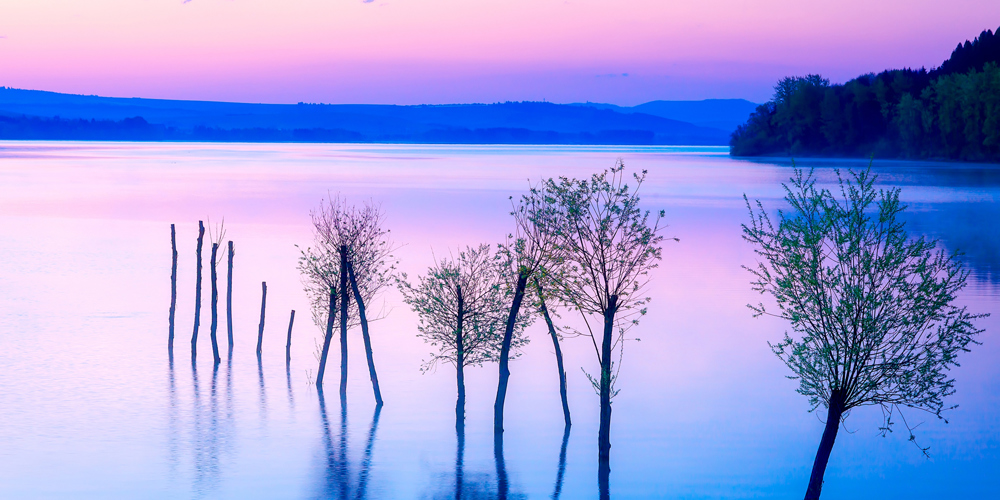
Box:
731;27;1000;161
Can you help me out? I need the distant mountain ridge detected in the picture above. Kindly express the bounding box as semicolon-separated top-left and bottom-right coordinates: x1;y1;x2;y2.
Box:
0;88;752;145
571;99;758;133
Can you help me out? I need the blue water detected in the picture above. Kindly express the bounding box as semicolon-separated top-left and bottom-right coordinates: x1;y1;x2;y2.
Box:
0;142;997;498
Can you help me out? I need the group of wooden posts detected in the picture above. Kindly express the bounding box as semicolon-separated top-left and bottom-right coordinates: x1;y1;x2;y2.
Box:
166;221;296;366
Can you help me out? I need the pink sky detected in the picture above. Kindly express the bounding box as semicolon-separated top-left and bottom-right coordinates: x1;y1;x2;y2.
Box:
0;0;997;105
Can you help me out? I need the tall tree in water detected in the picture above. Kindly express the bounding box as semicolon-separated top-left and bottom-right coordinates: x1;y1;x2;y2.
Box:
399;244;527;429
191;220;205;361
743;166;984;500
494;184;561;433
299;196;397;398
543;160;668;492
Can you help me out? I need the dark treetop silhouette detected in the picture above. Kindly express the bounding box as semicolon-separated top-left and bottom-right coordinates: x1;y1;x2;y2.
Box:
730;26;1000;162
743;165;984;500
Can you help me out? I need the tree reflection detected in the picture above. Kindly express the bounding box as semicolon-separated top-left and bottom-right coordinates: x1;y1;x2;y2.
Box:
316;389;382;500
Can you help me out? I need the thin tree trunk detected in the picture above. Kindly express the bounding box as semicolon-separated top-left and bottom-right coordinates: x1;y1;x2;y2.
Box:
169;224;177;354
339;245;349;401
598;295;617;468
455;284;465;430
536;278;571;428
316;287;337;387
191;220;204;361
494;270;529;434
209;242;221;365
286;310;295;365
804;389;846;500
346;259;383;406
256;281;266;359
226;241;234;357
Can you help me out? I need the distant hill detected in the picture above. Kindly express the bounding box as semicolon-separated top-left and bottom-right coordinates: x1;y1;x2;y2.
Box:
573;99;758;134
0;88;734;145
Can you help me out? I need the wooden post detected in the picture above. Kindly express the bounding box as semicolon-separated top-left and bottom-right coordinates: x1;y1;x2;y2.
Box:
191;220;204;360
257;281;267;359
226;241;234;357
286;310;295;365
169;224;177;354
209;243;221;365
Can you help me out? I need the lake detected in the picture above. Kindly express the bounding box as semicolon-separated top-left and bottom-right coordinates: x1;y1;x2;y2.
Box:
0;142;997;499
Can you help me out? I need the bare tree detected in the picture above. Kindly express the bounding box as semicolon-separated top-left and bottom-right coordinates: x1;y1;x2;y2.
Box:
208;220;226;366
543;160;669;487
169;224;178;356
298;195;397;402
399;244;528;429
743;166;984;500
226;240;235;358
191;220;205;362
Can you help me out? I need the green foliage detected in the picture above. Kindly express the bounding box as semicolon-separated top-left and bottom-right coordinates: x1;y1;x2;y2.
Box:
398;244;530;371
731;27;1000;161
540;160;671;393
743;165;984;439
297;195;397;331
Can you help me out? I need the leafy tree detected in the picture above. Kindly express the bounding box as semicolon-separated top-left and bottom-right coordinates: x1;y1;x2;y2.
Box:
542;160;668;488
399;244;528;428
299;195;396;402
743;166;984;500
493;184;561;434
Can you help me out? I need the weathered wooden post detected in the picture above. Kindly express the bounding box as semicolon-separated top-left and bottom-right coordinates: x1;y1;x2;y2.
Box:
209;242;221;365
191;220;204;360
257;281;267;359
169;224;177;354
226;241;234;357
285;310;295;365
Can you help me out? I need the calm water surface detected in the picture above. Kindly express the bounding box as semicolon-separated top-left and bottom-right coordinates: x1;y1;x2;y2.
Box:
0;142;997;499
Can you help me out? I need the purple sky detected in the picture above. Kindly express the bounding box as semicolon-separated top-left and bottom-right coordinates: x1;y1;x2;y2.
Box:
1;0;997;105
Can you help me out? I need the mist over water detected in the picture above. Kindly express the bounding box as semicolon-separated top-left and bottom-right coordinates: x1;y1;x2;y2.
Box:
0;142;997;498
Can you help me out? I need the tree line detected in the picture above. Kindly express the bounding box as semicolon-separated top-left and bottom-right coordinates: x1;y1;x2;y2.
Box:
171;160;984;500
731;27;1000;162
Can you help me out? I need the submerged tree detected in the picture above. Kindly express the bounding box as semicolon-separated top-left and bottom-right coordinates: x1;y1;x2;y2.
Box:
493;185;561;434
191;220;205;362
743;166;984;500
299;195;397;401
543;160;668;487
399;244;528;429
208;220;226;366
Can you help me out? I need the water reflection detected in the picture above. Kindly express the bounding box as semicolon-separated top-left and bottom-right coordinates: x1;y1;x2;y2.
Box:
552;426;569;500
315;389;382;499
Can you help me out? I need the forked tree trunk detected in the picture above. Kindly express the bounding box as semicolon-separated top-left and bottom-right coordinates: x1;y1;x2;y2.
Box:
226;241;234;357
455;284;466;429
191;220;205;360
338;245;349;401
804;389;847;500
536;278;571;428
598;295;618;469
209;242;221;365
316;287;337;387
286;310;295;365
169;224;177;353
494;270;529;434
346;259;383;406
256;281;266;359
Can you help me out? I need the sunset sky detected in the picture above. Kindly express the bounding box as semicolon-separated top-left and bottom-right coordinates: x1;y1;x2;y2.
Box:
1;0;997;105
